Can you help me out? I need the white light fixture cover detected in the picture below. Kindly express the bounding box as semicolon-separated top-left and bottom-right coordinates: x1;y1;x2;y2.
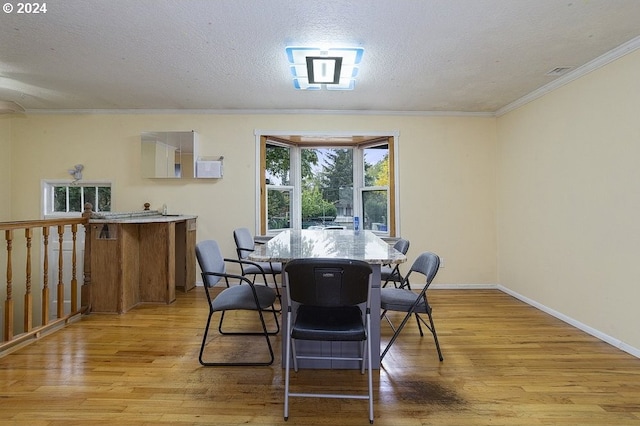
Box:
286;47;364;91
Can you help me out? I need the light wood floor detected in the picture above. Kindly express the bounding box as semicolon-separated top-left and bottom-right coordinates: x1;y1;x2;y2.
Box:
1;287;639;425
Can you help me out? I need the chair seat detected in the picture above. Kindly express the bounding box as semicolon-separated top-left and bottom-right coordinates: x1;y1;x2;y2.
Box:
243;261;282;276
211;284;277;312
380;265;395;279
292;305;366;341
380;288;429;313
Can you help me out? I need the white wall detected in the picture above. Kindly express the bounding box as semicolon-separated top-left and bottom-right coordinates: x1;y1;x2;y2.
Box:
497;49;640;351
7;113;498;285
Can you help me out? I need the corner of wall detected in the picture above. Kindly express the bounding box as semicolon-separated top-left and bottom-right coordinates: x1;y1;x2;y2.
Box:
0;117;12;220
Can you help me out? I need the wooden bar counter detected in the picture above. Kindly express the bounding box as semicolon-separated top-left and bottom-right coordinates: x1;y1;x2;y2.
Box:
85;211;197;313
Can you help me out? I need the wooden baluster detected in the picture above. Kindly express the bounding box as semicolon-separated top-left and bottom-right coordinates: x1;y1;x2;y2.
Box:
4;230;14;342
42;226;50;325
82;203;93;311
24;228;33;332
70;224;78;312
57;225;65;318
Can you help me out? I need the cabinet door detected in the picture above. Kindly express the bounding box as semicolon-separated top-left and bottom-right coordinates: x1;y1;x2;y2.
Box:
139;223;175;304
175;219;197;292
89;224;123;313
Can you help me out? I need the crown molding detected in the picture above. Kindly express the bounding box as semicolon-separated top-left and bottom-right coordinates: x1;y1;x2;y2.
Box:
0;101;25;114
496;35;640;117
22;108;494;117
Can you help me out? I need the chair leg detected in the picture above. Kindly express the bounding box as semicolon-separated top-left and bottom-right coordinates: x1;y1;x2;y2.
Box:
198;310;215;366
414;313;424;336
381;310;396;332
284;311;293;421
201;309;276;366
271;272;283;307
360;340;366;374
415;312;444;362
366;313;374;424
291;338;299;372
426;311;444;362
268;262;282;295
380;308;416;362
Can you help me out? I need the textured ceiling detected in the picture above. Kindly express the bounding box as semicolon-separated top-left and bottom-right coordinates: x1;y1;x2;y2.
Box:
2;0;640;114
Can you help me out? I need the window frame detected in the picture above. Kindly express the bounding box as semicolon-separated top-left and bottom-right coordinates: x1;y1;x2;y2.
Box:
255;131;400;237
42;180;113;218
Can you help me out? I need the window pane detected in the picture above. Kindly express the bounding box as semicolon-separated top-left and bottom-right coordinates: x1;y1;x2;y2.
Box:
97;186;111;211
302;148;353;229
362;189;388;232
83;187;96;211
68;186;82;212
266;144;290;186
267;187;292;231
364;144;389;187
53;186;67;212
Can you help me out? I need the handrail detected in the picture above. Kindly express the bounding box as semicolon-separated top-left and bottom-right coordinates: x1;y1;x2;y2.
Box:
0;217;87;230
1;215;90;354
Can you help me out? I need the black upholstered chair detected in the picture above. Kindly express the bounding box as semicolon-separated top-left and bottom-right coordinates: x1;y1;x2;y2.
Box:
380;251;443;363
283;258;374;424
195;239;279;366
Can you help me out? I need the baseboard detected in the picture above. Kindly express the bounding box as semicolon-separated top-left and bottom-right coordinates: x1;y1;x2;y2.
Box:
430;283;498;290
497;284;640;359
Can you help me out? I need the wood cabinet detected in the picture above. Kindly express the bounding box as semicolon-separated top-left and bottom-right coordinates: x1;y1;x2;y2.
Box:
87;215;196;313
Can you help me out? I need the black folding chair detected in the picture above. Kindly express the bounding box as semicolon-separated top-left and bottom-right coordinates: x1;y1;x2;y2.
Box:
283;258;374;424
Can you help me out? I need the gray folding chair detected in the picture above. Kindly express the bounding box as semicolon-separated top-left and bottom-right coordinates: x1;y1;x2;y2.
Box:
380;251;443;362
196;240;279;366
381;238;410;288
283;258;374;424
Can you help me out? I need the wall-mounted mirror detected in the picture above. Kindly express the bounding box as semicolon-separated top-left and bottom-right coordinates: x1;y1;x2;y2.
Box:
141;131;197;178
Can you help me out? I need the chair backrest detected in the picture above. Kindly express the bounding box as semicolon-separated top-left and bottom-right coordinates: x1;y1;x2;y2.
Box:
284;258;372;307
233;227;254;260
393;238;410;255
405;251;440;288
195;240;226;287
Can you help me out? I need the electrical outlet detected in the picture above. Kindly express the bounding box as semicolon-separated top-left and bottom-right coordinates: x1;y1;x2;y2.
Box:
439;257;444;268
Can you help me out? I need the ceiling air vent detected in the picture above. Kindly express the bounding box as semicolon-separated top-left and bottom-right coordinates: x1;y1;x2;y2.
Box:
546;66;573;76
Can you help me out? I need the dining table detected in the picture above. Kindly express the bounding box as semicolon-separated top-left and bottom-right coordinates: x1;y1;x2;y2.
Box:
249;229;407;369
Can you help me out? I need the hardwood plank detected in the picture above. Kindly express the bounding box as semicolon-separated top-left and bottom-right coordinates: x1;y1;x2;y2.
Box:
0;288;639;425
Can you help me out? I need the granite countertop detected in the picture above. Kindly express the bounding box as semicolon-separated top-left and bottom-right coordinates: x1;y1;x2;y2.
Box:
250;229;406;265
89;211;197;224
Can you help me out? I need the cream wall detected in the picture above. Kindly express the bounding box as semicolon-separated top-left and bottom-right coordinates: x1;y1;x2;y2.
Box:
8;113;497;285
497;49;640;351
0;118;11;220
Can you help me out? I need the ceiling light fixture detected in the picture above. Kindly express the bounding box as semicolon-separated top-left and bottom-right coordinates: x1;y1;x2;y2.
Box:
286;47;364;90
307;56;342;84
